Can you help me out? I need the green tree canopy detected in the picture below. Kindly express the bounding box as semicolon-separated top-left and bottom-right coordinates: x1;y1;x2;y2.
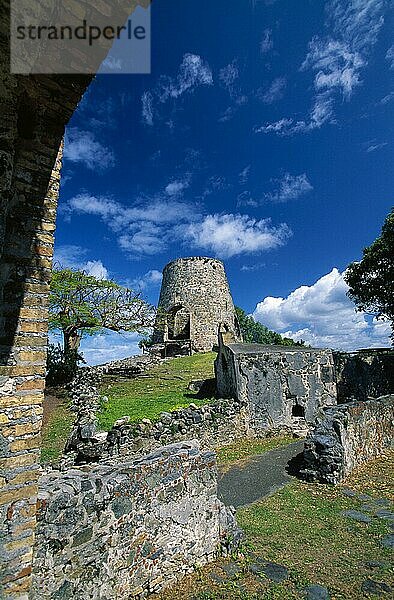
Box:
345;208;394;341
235;307;305;346
49;268;156;358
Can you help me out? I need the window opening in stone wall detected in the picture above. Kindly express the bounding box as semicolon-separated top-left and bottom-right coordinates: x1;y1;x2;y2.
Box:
167;305;191;340
292;404;305;417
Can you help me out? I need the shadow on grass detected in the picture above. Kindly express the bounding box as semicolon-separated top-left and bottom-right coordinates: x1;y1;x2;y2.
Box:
184;378;217;400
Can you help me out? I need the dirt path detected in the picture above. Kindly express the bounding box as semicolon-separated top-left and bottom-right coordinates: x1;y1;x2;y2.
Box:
42;390;65;427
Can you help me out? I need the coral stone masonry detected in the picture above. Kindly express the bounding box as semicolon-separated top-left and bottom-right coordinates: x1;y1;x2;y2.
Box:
32;441;240;599
215;343;337;435
302;395;394;484
153;257;243;354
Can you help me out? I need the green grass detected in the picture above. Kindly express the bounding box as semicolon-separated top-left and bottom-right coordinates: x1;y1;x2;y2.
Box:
40;396;74;463
156;450;394;600
216;436;295;466
98;352;216;430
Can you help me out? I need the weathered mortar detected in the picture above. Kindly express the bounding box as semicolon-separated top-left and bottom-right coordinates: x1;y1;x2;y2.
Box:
215;343;337;435
302;395;394;484
32;441;240;599
153;257;242;353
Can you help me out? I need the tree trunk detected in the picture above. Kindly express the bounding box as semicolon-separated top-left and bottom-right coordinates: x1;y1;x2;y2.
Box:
63;327;81;356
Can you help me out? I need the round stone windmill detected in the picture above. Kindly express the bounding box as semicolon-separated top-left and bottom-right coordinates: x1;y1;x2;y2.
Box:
153;256;242;354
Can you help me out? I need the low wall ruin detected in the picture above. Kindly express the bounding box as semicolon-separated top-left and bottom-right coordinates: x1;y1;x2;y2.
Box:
302;395;394;484
334;348;394;403
32;441;240;599
62;366;248;464
215;343;337;436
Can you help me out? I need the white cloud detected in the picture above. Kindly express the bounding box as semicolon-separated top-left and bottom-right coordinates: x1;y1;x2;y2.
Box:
218;60;249;120
301;38;364;99
259;77;286;104
165;178;190;196
241;262;266;272
379;91;394;104
141;53;213;125
219;61;239;94
187;213;291;258
329;0;386;54
260;28;273;54
252;268;391;351
118;225;167;256
363;139;388;152
218;106;236;123
255;117;295;135
62;190;198;257
53;244;87;269
63;128;115;170
256;0;387;136
53;245;109;279
200;175;228;199
239;165;251;185
79;331;142;366
265;172;313;203
84;260;108;279
132;269;163;291
63;182;292;260
237;190;259;208
163;53;213;98
64;192;196;228
386;45;394;69
141;91;154;125
256;92;335;135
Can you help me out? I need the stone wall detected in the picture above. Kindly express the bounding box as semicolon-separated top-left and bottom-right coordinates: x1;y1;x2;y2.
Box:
153;257;242;353
63;365;248;464
32;441;241;599
334;349;394;403
0;1;152;595
0;129;70;599
0;7;93;596
302;395;394;484
215;343;337;436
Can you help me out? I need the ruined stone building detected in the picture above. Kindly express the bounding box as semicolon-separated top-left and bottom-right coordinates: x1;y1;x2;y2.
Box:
215;342;337;435
153;257;242;354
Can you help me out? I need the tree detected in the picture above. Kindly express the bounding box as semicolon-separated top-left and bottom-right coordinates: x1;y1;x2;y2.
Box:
345;208;394;341
49;268;156;361
235;307;305;346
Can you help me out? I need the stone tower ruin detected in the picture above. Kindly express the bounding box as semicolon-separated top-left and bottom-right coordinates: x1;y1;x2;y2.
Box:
153;257;242;353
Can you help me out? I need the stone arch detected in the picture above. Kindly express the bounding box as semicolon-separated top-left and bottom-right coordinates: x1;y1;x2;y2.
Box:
0;2;152;595
167;304;191;341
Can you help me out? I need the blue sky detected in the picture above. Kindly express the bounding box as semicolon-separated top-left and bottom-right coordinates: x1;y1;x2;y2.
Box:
54;0;393;364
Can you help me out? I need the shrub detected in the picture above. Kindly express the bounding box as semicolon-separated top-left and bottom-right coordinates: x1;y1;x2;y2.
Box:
46;344;84;386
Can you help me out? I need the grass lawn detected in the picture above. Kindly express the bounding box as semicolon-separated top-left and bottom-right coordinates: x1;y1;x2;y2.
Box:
40;390;74;463
156;448;394;600
98;352;216;430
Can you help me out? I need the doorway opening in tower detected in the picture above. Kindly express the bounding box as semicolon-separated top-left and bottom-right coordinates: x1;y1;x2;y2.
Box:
167;305;191;341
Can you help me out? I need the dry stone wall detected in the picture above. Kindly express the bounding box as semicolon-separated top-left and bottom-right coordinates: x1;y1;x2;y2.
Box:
63;364;248;464
302;395;394;484
153;257;242;352
32;441;241;599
